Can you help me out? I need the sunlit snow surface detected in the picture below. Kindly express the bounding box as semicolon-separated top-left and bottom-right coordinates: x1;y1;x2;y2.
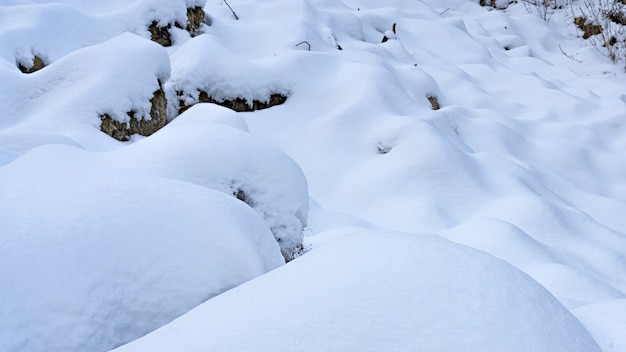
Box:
1;0;625;351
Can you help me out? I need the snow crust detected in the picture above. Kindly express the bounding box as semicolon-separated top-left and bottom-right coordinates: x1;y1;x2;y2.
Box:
1;0;626;351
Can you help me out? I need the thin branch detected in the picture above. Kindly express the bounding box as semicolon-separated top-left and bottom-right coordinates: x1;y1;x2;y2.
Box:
559;44;582;62
223;0;239;20
295;41;311;51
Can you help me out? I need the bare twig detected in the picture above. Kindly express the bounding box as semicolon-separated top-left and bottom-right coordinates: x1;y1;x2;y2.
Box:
223;0;239;20
559;44;583;62
295;41;311;51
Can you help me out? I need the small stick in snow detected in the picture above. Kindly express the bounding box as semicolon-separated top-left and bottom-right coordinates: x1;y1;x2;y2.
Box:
295;41;311;51
223;0;239;20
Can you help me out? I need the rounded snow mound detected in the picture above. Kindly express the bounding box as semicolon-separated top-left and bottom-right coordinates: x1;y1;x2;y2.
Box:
126;108;310;260
0;175;283;352
113;228;601;352
0;106;309;352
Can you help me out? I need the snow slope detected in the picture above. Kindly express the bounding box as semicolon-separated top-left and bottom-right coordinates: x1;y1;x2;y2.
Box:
1;0;625;351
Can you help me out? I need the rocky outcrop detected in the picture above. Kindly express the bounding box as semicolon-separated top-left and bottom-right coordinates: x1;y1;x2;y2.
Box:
149;6;206;46
18;55;45;73
186;7;206;36
149;21;173;47
178;91;287;115
100;86;167;141
427;95;440;110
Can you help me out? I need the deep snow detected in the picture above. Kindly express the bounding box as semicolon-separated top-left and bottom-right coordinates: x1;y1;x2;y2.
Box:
1;0;625;351
113;228;601;352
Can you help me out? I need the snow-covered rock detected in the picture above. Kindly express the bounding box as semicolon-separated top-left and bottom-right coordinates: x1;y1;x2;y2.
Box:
0;175;283;352
1;0;625;350
0;105;308;352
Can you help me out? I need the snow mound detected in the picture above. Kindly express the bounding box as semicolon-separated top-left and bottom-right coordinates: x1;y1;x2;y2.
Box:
125;109;310;259
2;0;626;349
232;0;626;321
113;228;601;352
167;34;289;116
0;108;308;351
574;299;626;352
0;33;170;152
0;175;282;352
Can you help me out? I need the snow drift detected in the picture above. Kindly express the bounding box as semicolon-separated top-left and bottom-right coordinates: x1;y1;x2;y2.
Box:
0;106;308;351
113;228;601;352
1;0;626;350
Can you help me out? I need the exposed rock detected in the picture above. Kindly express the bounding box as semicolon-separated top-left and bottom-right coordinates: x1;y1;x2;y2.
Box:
178;91;288;115
152;7;206;45
100;86;167;141
149;21;172;47
381;23;397;43
376;141;393;154
18;55;45;73
234;188;248;204
186;7;206;36
427;95;440;110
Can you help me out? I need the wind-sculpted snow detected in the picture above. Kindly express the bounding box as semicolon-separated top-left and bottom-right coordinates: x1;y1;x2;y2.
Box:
1;0;626;350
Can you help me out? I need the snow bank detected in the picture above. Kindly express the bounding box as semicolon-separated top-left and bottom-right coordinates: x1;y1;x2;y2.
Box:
113;228;601;352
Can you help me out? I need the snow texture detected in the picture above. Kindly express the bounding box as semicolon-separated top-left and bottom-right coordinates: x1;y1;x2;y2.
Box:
113;228;601;352
1;0;626;351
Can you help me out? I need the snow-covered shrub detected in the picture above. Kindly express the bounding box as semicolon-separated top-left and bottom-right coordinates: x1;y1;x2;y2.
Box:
522;0;569;20
479;0;513;9
578;0;626;65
